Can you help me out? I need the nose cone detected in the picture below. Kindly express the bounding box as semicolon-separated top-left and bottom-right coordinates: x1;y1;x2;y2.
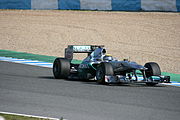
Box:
130;62;146;70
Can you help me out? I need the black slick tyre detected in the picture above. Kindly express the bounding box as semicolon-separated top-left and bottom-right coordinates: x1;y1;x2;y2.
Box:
96;62;114;84
53;58;70;79
144;62;161;86
144;62;161;77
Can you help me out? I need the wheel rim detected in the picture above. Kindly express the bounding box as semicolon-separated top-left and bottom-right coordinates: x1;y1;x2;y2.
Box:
96;67;104;82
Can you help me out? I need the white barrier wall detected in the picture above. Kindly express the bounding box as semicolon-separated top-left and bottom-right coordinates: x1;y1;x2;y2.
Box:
141;0;177;11
80;0;112;10
0;0;180;12
31;0;58;10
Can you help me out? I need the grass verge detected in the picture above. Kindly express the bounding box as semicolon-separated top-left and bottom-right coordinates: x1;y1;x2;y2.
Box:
0;113;61;120
0;49;81;64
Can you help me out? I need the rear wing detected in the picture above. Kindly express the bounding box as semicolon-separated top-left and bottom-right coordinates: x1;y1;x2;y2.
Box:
65;45;104;60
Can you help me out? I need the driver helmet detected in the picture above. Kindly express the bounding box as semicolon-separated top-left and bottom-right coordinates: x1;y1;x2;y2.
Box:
103;54;113;61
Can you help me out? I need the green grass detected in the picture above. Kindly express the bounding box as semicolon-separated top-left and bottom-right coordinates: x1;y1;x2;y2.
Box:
162;72;180;82
0;49;81;64
0;113;61;120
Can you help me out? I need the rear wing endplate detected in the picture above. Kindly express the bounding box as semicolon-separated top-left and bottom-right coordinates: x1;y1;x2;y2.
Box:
65;45;104;60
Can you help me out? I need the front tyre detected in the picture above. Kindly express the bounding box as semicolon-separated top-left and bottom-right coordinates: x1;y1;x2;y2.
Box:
144;62;161;86
144;62;161;78
96;62;114;84
53;58;70;79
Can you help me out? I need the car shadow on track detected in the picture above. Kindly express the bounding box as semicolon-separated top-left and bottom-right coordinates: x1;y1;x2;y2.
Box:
38;76;166;87
38;76;55;79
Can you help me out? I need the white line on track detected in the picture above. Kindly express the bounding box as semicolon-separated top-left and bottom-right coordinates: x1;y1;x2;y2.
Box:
161;82;180;87
0;56;53;68
0;111;68;120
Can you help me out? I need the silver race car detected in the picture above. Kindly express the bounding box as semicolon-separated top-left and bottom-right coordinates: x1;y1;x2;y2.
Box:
53;45;170;86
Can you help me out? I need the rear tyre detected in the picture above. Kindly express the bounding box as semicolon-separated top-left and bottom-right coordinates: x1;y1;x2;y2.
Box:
53;58;70;79
96;62;114;84
144;62;161;86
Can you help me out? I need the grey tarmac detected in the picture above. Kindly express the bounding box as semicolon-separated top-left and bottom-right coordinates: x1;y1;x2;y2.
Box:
0;61;180;120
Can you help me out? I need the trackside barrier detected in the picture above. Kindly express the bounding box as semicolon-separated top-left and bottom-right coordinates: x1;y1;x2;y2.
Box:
0;0;179;11
0;0;31;9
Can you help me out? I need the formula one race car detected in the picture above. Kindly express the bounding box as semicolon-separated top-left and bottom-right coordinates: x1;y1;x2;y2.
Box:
53;45;170;86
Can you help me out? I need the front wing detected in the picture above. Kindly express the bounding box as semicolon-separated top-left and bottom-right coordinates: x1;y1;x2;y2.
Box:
104;75;170;84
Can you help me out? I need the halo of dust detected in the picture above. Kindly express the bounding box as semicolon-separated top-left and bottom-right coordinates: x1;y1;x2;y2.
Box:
0;10;179;74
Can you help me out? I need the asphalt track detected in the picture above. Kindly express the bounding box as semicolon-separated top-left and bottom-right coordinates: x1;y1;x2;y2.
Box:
0;61;180;120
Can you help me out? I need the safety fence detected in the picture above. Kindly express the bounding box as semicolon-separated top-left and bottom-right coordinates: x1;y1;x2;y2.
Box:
0;0;180;11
